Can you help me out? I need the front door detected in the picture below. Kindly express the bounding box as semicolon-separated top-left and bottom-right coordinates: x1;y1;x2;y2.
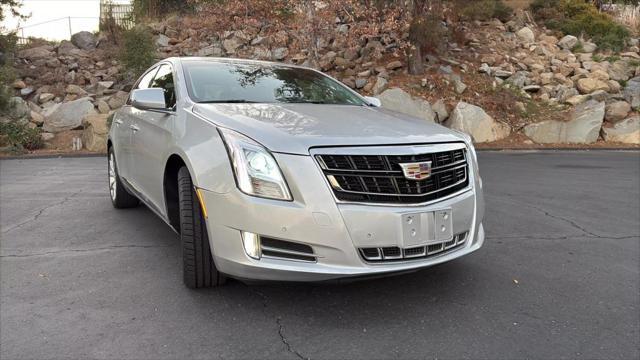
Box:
129;64;177;214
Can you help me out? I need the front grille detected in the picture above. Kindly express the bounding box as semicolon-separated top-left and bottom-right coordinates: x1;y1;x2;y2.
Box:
316;147;469;204
359;232;468;263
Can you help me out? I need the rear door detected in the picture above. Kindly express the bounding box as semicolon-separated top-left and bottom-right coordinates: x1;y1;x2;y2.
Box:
129;63;177;213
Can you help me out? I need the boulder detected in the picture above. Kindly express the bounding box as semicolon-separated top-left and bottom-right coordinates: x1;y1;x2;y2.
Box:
516;27;535;44
38;93;55;104
41;132;55;142
601;116;640;144
107;91;129;110
524;100;604;144
97;81;114;92
605;101;632;123
12;80;26;89
371;76;388;95
576;78;609;94
82;114;109;152
17;45;54;60
450;74;467;94
624;77;640;109
432;99;449;123
65;84;87;95
378;88;436;123
608;61;634;82
580;42;597;53
20;87;34;96
272;47;288;61
386;60;403;70
155;34;170;47
445;102;510;143
43;97;96;133
57;40;85;57
70;31;97;50
222;37;243;54
30;111;44;125
557;35;579;50
96;99;110;114
6;97;30;120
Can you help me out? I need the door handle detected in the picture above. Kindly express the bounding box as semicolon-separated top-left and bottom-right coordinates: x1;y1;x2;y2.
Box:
130;124;140;132
114;119;123;126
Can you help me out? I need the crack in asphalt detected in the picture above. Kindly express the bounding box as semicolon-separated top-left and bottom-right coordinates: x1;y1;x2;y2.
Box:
245;286;309;360
487;234;640;241
276;317;308;360
486;195;607;238
1;190;83;234
0;244;174;258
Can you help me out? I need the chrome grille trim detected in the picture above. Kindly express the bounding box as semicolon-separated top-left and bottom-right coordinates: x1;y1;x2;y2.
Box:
326;165;467;197
259;236;317;263
359;232;468;263
314;145;470;205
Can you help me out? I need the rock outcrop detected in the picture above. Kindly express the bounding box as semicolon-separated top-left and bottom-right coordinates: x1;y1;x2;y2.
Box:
378;88;436;123
601;116;640;144
82;114;109;152
446;102;510;143
524;100;605;143
43;97;96;133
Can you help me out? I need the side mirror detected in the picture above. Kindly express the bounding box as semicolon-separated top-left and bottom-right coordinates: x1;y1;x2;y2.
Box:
131;88;167;111
364;96;382;107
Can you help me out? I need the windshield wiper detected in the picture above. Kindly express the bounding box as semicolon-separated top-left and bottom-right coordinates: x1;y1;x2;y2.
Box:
197;100;258;104
285;100;331;104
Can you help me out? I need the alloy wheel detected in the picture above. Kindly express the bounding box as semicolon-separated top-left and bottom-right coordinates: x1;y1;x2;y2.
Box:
109;153;117;201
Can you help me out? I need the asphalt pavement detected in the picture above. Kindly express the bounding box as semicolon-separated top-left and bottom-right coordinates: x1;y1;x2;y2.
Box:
1;151;639;360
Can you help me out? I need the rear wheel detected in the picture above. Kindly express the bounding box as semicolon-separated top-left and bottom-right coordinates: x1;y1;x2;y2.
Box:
108;147;139;209
177;166;226;288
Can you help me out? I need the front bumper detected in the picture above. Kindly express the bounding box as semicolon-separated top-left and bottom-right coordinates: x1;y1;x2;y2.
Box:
200;152;485;282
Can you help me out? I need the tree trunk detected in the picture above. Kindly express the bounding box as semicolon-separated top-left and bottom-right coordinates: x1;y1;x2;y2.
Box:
407;44;424;75
304;0;319;68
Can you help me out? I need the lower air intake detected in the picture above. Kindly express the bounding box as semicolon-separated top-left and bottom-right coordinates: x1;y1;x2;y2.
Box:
359;232;468;263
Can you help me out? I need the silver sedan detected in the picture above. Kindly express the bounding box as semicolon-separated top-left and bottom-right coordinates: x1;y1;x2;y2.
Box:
107;57;485;288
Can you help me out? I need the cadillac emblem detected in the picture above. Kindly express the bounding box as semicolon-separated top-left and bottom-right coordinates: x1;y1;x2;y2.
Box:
399;161;432;181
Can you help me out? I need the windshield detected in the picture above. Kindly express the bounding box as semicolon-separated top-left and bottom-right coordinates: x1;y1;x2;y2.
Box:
182;61;367;106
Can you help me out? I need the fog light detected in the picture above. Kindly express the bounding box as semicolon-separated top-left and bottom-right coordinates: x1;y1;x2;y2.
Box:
241;231;261;259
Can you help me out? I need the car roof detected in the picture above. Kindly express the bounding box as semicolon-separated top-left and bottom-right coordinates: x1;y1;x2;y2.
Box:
165;56;310;70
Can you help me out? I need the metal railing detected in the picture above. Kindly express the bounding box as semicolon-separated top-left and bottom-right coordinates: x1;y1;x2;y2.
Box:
100;0;135;30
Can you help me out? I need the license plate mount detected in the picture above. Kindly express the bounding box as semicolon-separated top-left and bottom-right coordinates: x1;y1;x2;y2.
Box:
401;209;453;247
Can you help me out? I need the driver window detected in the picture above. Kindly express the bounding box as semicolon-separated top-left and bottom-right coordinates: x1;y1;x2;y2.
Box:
150;64;176;108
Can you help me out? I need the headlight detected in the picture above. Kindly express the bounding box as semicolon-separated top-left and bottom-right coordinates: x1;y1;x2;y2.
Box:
218;128;293;201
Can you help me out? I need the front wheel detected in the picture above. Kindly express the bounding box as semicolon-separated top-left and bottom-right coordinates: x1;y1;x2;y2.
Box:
108;147;139;209
177;166;226;288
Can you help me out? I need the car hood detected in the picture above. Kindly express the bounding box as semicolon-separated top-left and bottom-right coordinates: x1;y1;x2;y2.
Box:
193;103;465;155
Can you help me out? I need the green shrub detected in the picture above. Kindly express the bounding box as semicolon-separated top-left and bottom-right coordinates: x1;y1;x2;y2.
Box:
492;0;514;22
461;0;513;22
571;41;584;52
119;26;156;79
0;32;17;113
531;0;630;51
0;122;43;151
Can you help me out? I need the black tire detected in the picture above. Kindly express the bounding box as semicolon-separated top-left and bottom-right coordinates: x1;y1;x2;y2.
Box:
108;147;139;209
177;166;226;288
